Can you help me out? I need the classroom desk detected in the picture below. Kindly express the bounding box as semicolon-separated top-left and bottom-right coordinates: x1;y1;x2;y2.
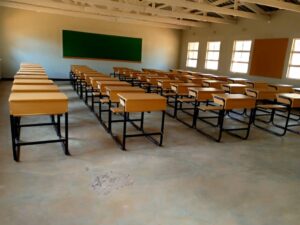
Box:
269;84;294;93
76;72;106;97
97;81;131;94
189;87;225;102
106;86;145;103
99;86;145;132
146;77;169;86
130;72;144;79
13;79;54;85
157;79;183;93
203;80;227;89
213;94;256;110
11;85;60;92
145;77;169;92
294;88;300;93
170;87;225;128
85;77;120;110
14;75;48;79
277;93;300;108
200;73;225;80
136;74;161;83
214;75;229;82
187;77;208;84
9;92;69;162
246;81;269;89
171;83;203;96
112;93;166;150
81;75;115;102
177;74;197;82
18;68;45;72
222;83;247;94
245;88;277;101
168;83;203;118
19;68;44;71
196;93;256;142
20;64;42;68
90;77;118;89
228;78;248;84
16;71;47;76
254;93;300;136
84;73;109;83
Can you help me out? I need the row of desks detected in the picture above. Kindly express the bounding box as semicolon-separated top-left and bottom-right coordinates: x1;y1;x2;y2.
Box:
73;65;300;148
71;65;168;150
8;64;69;162
118;67;300;140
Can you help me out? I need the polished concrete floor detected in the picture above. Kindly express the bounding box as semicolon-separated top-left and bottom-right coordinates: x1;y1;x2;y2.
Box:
0;81;300;225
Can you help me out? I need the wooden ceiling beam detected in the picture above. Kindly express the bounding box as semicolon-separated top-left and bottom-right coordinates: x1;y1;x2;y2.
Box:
240;0;300;13
153;0;269;20
0;1;188;29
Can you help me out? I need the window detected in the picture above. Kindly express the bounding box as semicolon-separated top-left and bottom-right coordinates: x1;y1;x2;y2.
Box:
205;41;221;70
230;40;252;73
287;39;300;79
186;42;199;68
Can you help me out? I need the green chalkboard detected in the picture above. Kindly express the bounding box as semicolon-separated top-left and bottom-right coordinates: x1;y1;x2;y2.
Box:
62;30;142;62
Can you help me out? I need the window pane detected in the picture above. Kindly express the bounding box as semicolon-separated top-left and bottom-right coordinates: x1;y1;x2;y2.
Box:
233;52;250;62
207;51;220;60
231;62;248;73
186;59;197;68
235;41;244;51
294;39;300;52
188;42;199;51
187;51;193;59
186;42;199;68
291;53;300;65
205;60;218;70
187;51;198;59
208;41;221;51
287;66;300;79
192;51;198;59
243;41;252;51
234;40;252;51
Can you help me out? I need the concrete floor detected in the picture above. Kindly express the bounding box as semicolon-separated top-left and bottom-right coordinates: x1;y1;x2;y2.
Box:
0;81;300;225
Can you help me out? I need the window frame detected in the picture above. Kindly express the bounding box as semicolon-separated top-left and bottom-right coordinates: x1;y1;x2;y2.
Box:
287;38;300;80
205;41;221;71
230;40;252;74
186;42;199;68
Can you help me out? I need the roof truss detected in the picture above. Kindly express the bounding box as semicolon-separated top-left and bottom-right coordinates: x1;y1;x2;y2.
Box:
0;0;299;29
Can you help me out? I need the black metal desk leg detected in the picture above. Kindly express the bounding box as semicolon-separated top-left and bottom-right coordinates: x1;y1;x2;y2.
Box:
99;101;102;121
57;115;61;138
140;112;144;131
122;112;128;150
91;88;95;111
159;111;166;146
80;82;83;99
217;110;225;142
64;112;70;155
173;95;178;118
192;100;199;128
85;86;88;103
10;115;19;162
108;101;112;132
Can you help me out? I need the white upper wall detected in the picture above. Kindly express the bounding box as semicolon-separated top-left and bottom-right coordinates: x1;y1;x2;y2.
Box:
180;10;300;85
0;6;181;78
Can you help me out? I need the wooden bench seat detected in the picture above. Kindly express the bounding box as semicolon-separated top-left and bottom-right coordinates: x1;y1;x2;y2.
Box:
178;98;195;103
256;104;287;109
110;107;124;114
198;105;223;111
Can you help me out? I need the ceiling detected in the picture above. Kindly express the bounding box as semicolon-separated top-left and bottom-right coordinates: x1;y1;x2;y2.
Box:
0;0;300;29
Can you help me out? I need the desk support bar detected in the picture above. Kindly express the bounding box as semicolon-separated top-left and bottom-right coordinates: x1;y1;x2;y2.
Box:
10;113;70;162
